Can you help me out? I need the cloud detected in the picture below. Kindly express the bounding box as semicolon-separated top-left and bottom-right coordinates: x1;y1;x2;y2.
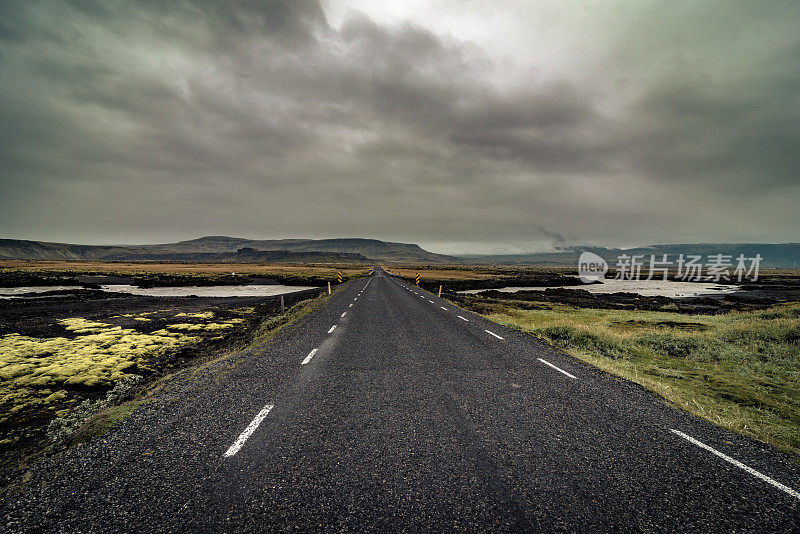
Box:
0;0;798;251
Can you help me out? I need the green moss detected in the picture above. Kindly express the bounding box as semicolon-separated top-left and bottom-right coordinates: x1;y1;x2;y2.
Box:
167;319;244;332
174;311;214;319
72;401;142;444
0;318;204;449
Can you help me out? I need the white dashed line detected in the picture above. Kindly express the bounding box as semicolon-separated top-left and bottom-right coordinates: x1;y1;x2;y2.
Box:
428;300;434;303
341;312;347;318
670;429;800;500
223;404;274;458
537;358;577;379
327;325;336;334
349;303;353;308
457;315;469;321
301;348;318;365
485;330;504;340
440;306;448;310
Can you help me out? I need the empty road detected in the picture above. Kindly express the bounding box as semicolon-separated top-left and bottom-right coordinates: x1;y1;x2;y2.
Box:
3;268;799;532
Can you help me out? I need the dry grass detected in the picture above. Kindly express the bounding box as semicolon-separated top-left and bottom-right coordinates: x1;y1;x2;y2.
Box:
0;260;371;278
384;264;569;281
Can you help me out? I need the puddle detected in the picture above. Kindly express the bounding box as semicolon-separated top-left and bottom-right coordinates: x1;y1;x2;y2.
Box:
0;286;84;298
1;284;319;299
458;278;741;298
98;284;319;297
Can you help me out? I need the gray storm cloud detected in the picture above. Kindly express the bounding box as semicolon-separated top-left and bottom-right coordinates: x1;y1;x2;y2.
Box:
1;0;798;253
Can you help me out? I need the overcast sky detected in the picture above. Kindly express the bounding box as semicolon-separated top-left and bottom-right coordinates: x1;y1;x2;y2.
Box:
1;1;798;254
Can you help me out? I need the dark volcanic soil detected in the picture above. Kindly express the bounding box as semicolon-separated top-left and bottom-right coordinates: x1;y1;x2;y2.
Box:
432;272;800;315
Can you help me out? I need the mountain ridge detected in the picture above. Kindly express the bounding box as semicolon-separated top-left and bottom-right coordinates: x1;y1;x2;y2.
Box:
0;237;455;264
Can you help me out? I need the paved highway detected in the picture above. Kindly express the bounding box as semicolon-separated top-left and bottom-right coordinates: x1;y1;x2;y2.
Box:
3;268;799;532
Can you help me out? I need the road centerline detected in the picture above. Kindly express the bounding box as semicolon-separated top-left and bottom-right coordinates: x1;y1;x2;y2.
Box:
223;404;274;458
301;348;318;365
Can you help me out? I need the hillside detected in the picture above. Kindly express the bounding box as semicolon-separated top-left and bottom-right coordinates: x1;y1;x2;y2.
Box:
0;237;455;264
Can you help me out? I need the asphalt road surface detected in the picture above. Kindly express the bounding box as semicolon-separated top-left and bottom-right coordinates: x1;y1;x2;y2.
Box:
3;268;799;532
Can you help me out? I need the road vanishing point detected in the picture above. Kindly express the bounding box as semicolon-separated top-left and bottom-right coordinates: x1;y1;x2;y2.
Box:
3;268;799;532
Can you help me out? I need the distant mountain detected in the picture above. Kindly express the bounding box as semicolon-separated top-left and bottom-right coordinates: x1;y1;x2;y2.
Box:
459;243;800;269
0;237;456;264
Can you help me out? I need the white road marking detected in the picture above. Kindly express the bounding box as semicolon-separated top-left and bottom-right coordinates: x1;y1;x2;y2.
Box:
428;300;434;303
301;348;318;365
485;329;504;340
457;315;469;321
670;429;800;501
440;306;448;310
327;325;336;334
223;404;274;457
537;358;577;379
354;298;358;301
349;303;353;308
341;312;347;318
420;295;425;299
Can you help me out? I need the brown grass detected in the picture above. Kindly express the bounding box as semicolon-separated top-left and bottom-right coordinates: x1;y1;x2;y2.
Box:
383;264;571;281
0;260;370;277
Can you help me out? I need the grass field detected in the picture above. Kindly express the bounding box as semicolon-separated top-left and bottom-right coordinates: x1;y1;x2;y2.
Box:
385;264;571;281
460;297;800;458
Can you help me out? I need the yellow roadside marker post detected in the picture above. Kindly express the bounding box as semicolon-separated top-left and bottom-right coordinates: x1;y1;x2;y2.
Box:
438;285;442;297
415;273;420;286
328;282;331;295
337;271;343;283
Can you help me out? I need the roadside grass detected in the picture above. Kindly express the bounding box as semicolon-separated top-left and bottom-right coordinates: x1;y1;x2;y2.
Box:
463;299;800;458
71;401;143;444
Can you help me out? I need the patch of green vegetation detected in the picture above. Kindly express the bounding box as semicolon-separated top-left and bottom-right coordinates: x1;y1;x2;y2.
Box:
468;299;800;458
48;376;143;445
0;318;201;390
174;311;215;319
73;402;142;444
1;308;257;466
166;319;244;332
